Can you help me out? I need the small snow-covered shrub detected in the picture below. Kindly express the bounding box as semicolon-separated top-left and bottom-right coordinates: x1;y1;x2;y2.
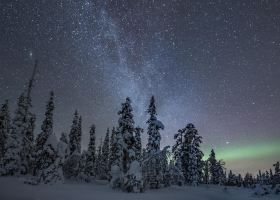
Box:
110;165;123;189
254;184;270;196
123;160;143;193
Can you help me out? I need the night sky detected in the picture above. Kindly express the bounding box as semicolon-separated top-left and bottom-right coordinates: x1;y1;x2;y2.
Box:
1;0;280;175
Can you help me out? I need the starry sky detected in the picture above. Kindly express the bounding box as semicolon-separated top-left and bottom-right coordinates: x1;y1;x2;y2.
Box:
0;0;280;175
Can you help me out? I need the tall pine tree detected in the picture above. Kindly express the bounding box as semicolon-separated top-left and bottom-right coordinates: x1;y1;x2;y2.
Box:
146;96;164;154
2;93;26;175
143;96;164;189
69;111;81;155
85;125;96;178
34;91;55;176
32;91;62;184
177;123;203;186
109;127;117;172
63;111;82;179
116;97;143;192
95;140;102;178
100;128;110;180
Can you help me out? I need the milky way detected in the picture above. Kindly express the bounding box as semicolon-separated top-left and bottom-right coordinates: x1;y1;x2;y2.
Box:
0;0;280;174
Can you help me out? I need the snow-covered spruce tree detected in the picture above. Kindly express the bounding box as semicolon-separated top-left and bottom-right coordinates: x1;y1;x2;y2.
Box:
227;170;237;186
69;111;81;155
134;126;143;162
237;174;243;187
2;93;26;176
63;111;82;179
117;97;143;192
109;127;117;173
257;170;263;185
170;130;185;186
193;132;204;183
143;96;164;189
146;96;164;154
77;150;89;182
110;127;124;188
209;149;219;184
0;100;11;165
33;91;63;184
243;172;254;188
100;128;110;180
216;160;226;185
95;140;102;179
33;92;55;175
172;128;184;175
265;171;270;185
180;123;203;186
21;91;36;175
85;125;96;178
57;132;70;164
22;112;36;175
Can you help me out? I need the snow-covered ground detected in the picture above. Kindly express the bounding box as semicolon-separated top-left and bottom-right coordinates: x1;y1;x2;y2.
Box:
0;177;278;200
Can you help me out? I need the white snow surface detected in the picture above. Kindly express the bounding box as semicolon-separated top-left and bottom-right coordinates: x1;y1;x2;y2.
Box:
0;177;278;200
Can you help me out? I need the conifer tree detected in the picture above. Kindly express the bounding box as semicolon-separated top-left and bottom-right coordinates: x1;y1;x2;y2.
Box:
269;168;273;184
0;100;11;162
77;150;88;182
69;111;81;155
22;112;36;175
95;141;102;178
227;170;236;186
32;92;63;184
265;170;270;185
21;60;37;175
2;93;27;175
209;149;219;184
115;97;143;192
63;111;82;179
143;96;164;189
34;91;55;176
118;98;135;190
57;132;69;165
180;123;203;185
100;128;110;179
172;129;184;173
216;160;226;185
110;127;124;188
36;134;63;184
146;96;164;154
109;127;117;171
85;125;96;178
237;174;243;187
134;126;143;162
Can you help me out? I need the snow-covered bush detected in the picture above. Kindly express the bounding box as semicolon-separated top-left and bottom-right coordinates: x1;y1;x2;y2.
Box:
123;160;143;192
110;165;123;189
254;184;271;196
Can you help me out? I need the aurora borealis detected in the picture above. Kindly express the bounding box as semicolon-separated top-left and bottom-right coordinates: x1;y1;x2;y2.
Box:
0;0;280;175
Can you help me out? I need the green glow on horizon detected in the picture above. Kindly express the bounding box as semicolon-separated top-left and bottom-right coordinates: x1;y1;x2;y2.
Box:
203;139;280;162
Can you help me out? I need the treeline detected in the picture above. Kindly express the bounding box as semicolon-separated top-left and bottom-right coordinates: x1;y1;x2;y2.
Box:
0;66;279;193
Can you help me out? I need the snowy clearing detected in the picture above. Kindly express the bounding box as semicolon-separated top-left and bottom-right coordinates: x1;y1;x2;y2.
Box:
0;177;278;200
